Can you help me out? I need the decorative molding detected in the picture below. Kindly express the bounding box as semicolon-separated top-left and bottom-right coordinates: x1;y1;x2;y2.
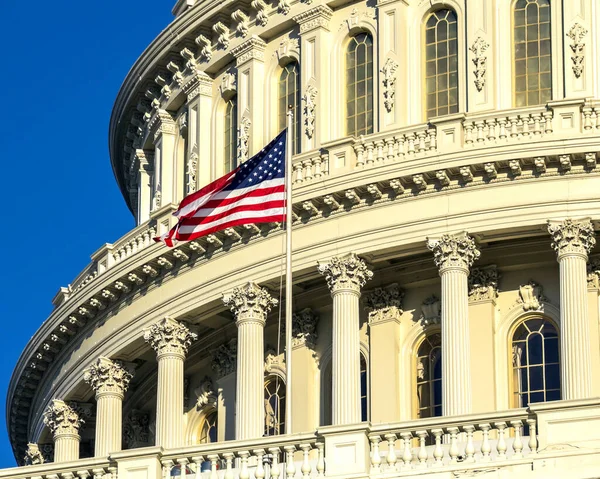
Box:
83;357;134;397
211;339;237;378
265;347;286;375
566;23;588;78
418;295;441;326
292;308;319;349
24;443;44;466
381;58;398;112
43;400;84;437
517;280;546;312
548;218;595;259
468;265;499;303
238;116;251;163
340;7;376;32
251;0;269;27
293;5;333;34
213;22;230;50
182;71;212;101
427;232;480;273
364;283;404;324
278;0;291;15
276;33;299;63
222;282;278;325
143;317;198;358
123;410;150;449
186;149;198;194
231;10;250;38
231;36;267;66
469;37;489;92
318;253;373;294
195;376;217;409
220;73;237;98
303;85;317;139
195;34;213;62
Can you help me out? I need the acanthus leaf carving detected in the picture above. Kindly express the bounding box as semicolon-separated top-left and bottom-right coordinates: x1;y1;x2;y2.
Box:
548;218;596;259
302;84;317;139
291;308;319;349
468;265;499;303
318;253;373;293
427;232;480;272
83;357;134;397
211;339;238;378
469;36;489;92
43;399;84;437
381;58;399;112
566;23;588;78
123;410;150;449
364;283;404;324
143;317;198;357
24;443;44;466
222;282;278;324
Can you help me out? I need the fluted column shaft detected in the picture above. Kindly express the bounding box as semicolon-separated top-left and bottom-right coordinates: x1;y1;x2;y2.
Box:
54;434;80;463
143;317;197;449
318;253;373;425
43;400;82;463
427;232;480;417
223;282;278;440
549;219;596;400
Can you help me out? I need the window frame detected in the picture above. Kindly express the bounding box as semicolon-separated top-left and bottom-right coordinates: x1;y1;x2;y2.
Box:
412;327;443;419
264;375;286;436
277;60;302;154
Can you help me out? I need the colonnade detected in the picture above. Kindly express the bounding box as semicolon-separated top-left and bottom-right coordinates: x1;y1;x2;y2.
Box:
40;218;596;461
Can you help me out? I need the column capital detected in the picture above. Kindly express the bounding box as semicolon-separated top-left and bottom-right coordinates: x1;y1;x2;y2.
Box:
427;232;480;273
143;317;198;359
183;71;213;102
318;253;373;294
150;110;177;143
364;283;404;324
43;400;83;438
223;282;278;325
83;357;134;399
231;35;267;67
293;5;334;34
548;218;596;260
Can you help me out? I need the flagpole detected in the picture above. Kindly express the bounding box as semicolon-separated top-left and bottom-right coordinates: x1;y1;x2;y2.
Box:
285;106;293;434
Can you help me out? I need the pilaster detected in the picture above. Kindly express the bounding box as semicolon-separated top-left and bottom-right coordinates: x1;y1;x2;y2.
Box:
43;400;83;463
223;282;277;439
135;150;153;224
548;218;596;400
587;256;600;397
562;2;594;98
84;357;133;457
318;253;373;425
465;0;493;112
143;317;197;448
150;111;177;209
232;36;267;160
427;232;480;416
211;339;237;441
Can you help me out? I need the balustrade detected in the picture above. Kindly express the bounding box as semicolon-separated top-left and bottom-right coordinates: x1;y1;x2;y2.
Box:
0;458;115;479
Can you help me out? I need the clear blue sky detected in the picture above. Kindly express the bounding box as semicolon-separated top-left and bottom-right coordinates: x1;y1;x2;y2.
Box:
0;1;172;467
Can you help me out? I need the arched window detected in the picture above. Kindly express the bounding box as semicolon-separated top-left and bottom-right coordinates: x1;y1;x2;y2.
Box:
346;32;374;137
416;333;442;418
223;96;238;174
512;317;560;407
279;62;301;154
513;0;551;107
424;9;458;118
199;411;218;443
360;353;368;421
264;376;286;436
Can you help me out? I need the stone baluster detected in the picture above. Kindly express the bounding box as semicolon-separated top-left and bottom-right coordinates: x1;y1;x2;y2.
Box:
84;357;133;456
384;433;397;470
427;233;480;416
316;443;325;478
270;448;281;479
370;436;382;472
318;253;373;424
300;444;311;479
223;282;277;439
143;317;198;448
548;219;596;399
416;431;428;467
432;429;444;466
479;423;491;461
43;400;83;463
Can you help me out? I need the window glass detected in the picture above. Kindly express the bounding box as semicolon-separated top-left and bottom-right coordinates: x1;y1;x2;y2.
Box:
360;353;368;421
224;96;238;173
416;333;442;418
278;62;301;154
199;412;218;443
346;33;374;137
265;377;286;435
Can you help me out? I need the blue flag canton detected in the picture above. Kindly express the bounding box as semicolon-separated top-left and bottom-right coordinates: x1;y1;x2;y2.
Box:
228;130;287;190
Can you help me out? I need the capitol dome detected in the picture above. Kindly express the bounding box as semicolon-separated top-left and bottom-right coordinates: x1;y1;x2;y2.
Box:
5;0;600;478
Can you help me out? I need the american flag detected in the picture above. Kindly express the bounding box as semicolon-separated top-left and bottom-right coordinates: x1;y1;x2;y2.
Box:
156;129;287;247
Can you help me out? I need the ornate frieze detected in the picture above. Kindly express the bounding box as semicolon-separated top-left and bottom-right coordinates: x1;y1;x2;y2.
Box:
469;37;489;92
292;308;319;348
83;357;134;397
427;232;480;273
468;266;499;303
364;283;404;324
318;253;373;294
237;116;251;163
548;218;596;259
143;317;198;358
43;400;84;437
518;280;545;311
303;85;317;139
24;443;44;466
566;23;588;78
293;5;333;34
418;295;441;326
211;339;237;378
222;282;278;325
123;410;150;449
231;36;267;67
251;0;269;27
195;377;217;408
381;58;398;112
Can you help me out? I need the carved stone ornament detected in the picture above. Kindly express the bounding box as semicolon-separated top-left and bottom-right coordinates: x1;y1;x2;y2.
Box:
237;116;251;163
518;281;545;312
277;33;299;62
341;7;375;31
213;22;230;50
24;443;44;466
427;232;481;273
364;283;404;324
381;58;398;112
211;339;237;378
566;23;588;78
292;308;319;348
195;34;213;62
318;253;373;294
43;399;84;437
83;357;134;397
548;218;596;259
123;410;150;449
265;346;285;373
220;73;237;98
587;256;600;289
468;266;499;303
303;85;317;139
231;10;250;38
419;295;441;326
186;150;198;194
278;0;291;15
223;282;278;325
152;186;162;211
195;376;217;408
293;5;333;34
143;317;198;358
469;37;489;92
251;0;269;27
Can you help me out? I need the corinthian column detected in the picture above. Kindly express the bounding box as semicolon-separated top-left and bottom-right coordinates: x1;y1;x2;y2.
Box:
223;283;277;440
548;218;596;400
84;357;133;456
43;400;83;462
427;232;480;416
143;317;197;448
318;253;373;425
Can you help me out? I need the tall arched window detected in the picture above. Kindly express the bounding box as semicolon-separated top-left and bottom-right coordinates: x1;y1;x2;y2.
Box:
513;0;551;107
223;96;238;174
424;9;458;119
512;317;560;407
264;376;286;436
416;333;442;418
199;412;218;443
360;353;368;421
278;62;301;154
346;32;374;137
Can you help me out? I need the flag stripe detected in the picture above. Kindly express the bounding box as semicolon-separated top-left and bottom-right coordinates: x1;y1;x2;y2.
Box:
177;208;286;236
181;193;285;224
